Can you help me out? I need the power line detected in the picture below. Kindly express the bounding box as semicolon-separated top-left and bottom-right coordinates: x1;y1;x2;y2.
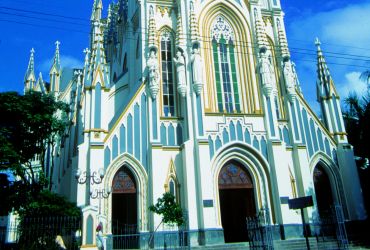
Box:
0;6;89;22
0;11;90;27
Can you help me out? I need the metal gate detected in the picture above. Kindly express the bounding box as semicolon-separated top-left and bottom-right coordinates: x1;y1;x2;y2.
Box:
246;207;274;250
313;205;349;249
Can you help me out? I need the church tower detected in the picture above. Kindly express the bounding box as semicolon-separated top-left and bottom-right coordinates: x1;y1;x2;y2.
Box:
50;41;61;94
24;48;36;92
316;38;347;143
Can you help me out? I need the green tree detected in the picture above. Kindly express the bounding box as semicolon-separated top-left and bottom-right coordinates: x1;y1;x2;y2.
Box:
0;91;69;214
343;81;370;216
148;193;185;245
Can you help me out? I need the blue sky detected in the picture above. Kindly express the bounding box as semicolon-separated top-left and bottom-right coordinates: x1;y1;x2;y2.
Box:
0;0;369;113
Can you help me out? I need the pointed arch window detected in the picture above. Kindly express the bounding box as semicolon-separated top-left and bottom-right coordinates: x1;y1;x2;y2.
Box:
212;16;241;113
160;31;176;117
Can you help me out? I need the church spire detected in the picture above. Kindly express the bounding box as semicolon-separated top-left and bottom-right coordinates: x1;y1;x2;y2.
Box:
316;38;337;100
24;48;36;92
51;41;61;73
315;38;346;140
91;0;103;22
277;19;290;60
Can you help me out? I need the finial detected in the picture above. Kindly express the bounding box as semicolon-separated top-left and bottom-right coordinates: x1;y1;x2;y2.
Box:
30;48;35;54
315;37;321;47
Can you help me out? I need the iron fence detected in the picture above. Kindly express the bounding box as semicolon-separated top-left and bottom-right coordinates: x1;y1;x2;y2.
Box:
312;205;349;250
109;230;189;250
0;216;82;250
246;207;274;250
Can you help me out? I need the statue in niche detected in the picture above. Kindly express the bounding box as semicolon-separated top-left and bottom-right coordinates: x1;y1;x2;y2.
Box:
191;43;203;95
258;51;275;97
173;48;187;97
283;60;297;102
147;48;160;99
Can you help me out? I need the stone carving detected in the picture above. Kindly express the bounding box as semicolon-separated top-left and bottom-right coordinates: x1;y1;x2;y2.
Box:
191;44;204;95
258;51;275;97
283;60;297;102
147;49;160;99
173;49;187;98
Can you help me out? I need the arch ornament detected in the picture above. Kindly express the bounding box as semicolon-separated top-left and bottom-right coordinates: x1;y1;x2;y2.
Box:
211;142;276;225
309;152;347;217
103;153;149;233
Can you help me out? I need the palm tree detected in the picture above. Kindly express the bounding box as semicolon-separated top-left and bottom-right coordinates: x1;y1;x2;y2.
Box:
360;70;370;83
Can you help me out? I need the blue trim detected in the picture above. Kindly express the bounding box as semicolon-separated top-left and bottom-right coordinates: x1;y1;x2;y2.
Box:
176;124;183;145
310;119;319;152
279;128;283;141
261;137;268;159
296;100;306;144
324;138;331;157
230;121;236;141
267;97;276;137
127;114;133;154
283;127;291;146
86;215;94;245
112;135;118;160
94;83;102;128
332;95;343;132
317;129;324;152
302;109;314;157
196;95;204;136
120;125;126;153
168;123;175;146
291;102;300;140
134;104;141;160
332;149;338;165
152;99;158;140
215;136;222;151
253;137;260;151
160;123;167;145
244;129;251;144
208;136;215;159
222;128;230;144
141;94;148;169
104;146;111;169
237;121;243;141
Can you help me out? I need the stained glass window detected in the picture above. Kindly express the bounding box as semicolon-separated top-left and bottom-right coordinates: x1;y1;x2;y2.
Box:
112;168;136;193
219;162;253;189
160;31;176;117
211;16;240;113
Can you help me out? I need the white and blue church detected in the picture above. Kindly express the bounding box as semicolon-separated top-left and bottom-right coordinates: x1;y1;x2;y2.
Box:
23;0;367;248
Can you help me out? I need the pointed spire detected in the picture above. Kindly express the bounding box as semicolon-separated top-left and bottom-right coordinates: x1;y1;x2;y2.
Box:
254;8;268;53
189;0;200;46
35;72;46;93
52;41;61;72
91;0;103;21
316;37;337;99
277;19;290;60
24;48;36;90
148;5;157;51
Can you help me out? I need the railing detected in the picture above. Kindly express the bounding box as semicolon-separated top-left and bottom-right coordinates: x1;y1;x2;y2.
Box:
0;216;82;250
312;205;349;250
246;207;274;250
109;230;189;250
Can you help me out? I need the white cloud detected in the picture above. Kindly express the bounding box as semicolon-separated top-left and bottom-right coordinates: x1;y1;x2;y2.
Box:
286;2;370;111
338;71;368;98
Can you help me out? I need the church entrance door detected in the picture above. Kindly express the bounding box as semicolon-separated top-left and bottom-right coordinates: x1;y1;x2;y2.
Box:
218;161;256;243
313;165;334;216
112;167;138;235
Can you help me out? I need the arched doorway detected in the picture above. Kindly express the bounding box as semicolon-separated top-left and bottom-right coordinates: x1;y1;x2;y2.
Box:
313;164;334;215
219;161;256;243
111;166;138;235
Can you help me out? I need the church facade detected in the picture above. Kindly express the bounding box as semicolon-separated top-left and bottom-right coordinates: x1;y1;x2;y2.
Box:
24;0;366;248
